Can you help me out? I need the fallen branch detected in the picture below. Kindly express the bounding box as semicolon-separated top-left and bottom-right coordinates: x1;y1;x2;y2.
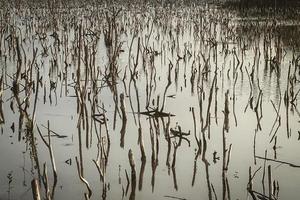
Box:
255;156;300;168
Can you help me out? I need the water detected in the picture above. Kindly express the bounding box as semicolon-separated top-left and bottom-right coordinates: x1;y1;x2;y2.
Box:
0;3;300;200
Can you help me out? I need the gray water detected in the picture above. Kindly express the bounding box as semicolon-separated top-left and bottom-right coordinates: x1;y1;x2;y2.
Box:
0;4;300;200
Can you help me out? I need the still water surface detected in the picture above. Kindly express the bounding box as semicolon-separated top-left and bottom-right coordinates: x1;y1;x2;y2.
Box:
0;3;300;200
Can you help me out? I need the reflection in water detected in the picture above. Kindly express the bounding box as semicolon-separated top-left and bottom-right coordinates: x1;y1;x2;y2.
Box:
128;149;136;200
0;1;300;200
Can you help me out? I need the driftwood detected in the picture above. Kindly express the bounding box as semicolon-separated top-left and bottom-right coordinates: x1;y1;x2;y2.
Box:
41;124;67;138
36;122;57;199
255;156;300;168
170;128;190;136
120;93;127;148
164;195;187;200
139;108;175;118
92;113;106;124
250;190;275;200
75;157;92;199
31;179;41;200
170;128;191;146
128;149;136;200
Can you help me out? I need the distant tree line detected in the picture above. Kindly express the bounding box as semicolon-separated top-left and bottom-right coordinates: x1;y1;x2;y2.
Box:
228;0;300;8
1;0;300;9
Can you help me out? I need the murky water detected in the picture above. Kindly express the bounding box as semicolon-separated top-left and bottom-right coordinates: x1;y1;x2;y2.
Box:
0;3;300;200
